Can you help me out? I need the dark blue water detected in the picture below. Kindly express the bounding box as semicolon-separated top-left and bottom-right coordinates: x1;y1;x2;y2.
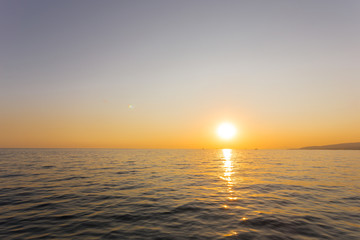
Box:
0;149;359;239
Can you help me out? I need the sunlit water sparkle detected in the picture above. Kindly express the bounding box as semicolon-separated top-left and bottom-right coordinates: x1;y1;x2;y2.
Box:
0;149;359;239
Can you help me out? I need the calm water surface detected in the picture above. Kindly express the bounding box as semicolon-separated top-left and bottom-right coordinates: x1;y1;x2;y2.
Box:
0;149;359;239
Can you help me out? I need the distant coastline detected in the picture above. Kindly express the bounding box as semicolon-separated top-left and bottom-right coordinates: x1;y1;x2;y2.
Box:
299;142;360;150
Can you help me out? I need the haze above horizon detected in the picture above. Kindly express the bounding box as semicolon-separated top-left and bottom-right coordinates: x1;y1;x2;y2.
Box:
1;0;359;149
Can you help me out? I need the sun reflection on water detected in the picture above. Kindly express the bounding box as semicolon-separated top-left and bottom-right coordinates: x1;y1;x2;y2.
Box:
222;149;233;184
221;149;238;200
221;149;248;236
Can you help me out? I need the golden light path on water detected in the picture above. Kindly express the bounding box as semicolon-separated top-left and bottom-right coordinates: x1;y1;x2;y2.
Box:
221;149;237;204
222;149;233;187
221;149;247;237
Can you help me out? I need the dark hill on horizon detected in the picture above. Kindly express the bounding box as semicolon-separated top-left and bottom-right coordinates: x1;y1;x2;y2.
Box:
300;142;360;150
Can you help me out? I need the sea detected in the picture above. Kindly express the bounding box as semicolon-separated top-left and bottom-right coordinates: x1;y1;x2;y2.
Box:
0;149;359;240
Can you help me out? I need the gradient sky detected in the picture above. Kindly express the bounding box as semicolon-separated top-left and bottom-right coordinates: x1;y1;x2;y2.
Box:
1;0;359;149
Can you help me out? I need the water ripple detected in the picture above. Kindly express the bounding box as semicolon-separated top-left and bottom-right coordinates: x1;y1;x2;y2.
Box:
0;149;359;239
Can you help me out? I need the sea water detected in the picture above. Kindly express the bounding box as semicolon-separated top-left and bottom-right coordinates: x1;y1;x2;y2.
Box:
0;149;359;239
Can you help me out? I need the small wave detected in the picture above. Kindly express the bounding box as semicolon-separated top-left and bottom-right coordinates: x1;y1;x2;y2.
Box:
115;170;137;175
41;165;55;169
26;202;58;210
0;173;24;178
342;196;360;201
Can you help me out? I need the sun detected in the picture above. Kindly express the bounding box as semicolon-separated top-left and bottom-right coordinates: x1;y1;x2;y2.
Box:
217;122;237;140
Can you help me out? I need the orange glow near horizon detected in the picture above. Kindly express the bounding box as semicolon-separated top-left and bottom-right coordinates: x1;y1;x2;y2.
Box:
1;114;358;149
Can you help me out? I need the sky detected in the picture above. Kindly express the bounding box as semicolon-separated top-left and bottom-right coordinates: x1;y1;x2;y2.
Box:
1;0;359;149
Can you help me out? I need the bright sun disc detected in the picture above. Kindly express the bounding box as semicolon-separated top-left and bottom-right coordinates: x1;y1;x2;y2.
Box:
217;122;237;140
